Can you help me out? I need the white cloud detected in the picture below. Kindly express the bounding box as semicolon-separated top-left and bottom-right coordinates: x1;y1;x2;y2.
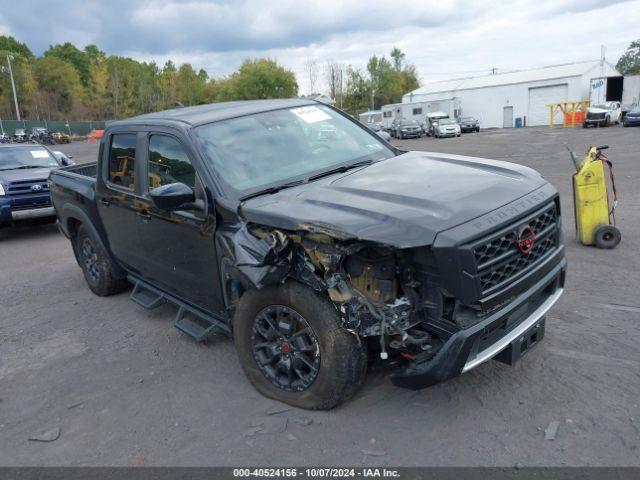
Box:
1;0;638;94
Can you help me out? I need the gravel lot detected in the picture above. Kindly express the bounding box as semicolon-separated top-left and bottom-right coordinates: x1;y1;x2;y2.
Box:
1;126;639;467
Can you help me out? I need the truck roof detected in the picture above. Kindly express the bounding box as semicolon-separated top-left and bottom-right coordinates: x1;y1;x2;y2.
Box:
108;98;317;128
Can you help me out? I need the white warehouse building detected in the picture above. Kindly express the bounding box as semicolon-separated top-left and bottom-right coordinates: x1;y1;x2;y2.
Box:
403;60;622;128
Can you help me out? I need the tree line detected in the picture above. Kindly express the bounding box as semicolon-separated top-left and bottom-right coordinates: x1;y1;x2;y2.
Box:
0;35;421;121
0;36;298;121
306;47;420;115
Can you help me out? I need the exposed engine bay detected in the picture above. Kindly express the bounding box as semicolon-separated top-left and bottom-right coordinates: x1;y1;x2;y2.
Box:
219;223;467;364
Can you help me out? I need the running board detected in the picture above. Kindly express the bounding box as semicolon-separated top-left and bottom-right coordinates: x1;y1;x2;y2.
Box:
128;276;231;341
130;281;167;309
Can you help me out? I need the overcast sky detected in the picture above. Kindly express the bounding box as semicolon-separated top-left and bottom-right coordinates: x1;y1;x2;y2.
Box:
0;0;638;94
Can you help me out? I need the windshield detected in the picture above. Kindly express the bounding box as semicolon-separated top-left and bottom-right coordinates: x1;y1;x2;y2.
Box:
460;117;475;122
0;146;59;170
438;119;457;125
400;120;418;126
195;104;395;196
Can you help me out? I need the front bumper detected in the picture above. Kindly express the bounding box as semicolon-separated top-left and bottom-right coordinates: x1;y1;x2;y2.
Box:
584;118;606;126
390;255;566;389
400;130;420;137
0;194;54;224
438;131;459;137
623;117;640;126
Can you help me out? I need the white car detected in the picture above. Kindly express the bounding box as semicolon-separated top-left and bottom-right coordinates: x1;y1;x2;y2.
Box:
434;118;461;138
584;101;622;127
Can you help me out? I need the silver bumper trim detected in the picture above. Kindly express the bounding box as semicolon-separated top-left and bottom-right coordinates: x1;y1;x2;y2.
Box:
11;206;55;220
462;287;564;372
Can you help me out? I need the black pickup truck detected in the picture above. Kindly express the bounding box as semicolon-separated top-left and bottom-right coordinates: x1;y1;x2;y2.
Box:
49;99;566;409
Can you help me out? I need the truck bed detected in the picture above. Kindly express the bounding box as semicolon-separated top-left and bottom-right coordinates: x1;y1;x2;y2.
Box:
60;162;98;178
49;162;100;238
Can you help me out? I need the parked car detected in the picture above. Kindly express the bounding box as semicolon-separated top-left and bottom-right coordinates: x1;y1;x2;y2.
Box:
583;101;622;127
0;133;11;144
424;111;450;136
394;119;422;139
375;129;391;141
434;118;461;138
622;108;640;127
52;131;71;143
50;99;566;410
13;128;28;143
0;144;73;228
30;127;56;145
457;116;480;133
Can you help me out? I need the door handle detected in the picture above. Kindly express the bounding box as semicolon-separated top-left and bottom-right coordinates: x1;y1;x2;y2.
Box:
99;199;110;207
136;211;152;222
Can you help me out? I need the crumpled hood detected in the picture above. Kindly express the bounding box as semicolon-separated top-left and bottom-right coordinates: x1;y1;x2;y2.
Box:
0;167;55;188
241;151;548;248
588;107;608;114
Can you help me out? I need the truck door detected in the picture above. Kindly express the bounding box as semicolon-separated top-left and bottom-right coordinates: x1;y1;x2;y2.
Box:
96;132;146;272
135;132;225;315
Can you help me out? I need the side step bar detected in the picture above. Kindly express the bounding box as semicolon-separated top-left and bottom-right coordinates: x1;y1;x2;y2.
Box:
128;276;231;341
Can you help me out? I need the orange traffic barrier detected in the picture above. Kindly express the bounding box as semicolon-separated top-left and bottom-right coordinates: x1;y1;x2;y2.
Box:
88;129;105;142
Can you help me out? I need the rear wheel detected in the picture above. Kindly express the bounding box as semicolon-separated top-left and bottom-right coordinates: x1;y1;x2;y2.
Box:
594;225;621;249
75;225;129;296
234;281;367;410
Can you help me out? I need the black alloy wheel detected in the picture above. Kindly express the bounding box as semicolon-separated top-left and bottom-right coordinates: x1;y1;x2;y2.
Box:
252;305;321;392
81;236;101;283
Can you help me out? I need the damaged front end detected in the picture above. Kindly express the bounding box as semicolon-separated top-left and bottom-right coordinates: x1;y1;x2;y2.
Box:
220;222;445;375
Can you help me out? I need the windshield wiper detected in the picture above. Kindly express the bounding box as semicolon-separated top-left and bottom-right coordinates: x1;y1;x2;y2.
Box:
307;159;374;182
240;179;308;202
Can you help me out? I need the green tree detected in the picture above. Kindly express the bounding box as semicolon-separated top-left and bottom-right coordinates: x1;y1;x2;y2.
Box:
176;63;207;106
342;66;371;114
219;58;297;100
616;39;640;75
390;47;405;71
86;51;110;119
0;35;33;58
33;56;82;117
45;42;92;86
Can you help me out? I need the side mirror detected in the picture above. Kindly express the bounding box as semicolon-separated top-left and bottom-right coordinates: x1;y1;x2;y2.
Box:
149;182;195;211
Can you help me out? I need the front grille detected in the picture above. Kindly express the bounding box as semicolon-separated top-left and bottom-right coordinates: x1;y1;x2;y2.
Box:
472;203;559;295
587;112;605;120
7;179;49;196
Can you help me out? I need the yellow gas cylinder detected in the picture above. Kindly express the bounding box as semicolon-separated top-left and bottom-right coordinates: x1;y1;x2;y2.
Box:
572;146;620;248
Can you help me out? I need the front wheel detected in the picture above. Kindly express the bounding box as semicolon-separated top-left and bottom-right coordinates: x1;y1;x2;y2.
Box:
234;281;367;410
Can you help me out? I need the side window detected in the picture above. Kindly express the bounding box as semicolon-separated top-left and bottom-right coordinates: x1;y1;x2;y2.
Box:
148;135;196;190
108;134;137;189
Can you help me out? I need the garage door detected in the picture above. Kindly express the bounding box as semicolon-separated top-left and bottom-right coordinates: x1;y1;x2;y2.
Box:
528;84;568;126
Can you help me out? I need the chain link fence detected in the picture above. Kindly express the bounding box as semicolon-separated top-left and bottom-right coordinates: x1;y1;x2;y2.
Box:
0;119;108;137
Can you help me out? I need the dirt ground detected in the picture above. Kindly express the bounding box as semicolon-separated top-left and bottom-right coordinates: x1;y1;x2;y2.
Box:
1;125;639;466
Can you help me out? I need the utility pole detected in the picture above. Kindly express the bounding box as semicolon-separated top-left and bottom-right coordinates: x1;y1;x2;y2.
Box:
339;67;343;110
3;55;21;120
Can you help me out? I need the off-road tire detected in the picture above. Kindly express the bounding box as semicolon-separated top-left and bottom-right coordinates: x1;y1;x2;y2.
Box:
594;225;621;249
75;225;129;296
234;281;367;410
